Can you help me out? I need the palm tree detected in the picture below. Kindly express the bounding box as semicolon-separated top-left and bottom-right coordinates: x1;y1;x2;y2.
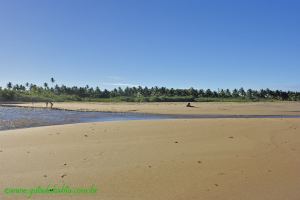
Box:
205;89;213;97
50;78;55;90
44;82;48;89
232;89;239;97
7;82;12;90
238;87;246;97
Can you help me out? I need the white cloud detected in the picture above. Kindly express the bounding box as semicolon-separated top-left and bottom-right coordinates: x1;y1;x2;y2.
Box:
103;82;141;87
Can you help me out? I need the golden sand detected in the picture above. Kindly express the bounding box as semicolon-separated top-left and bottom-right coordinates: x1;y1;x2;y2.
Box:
5;101;300;115
0;102;300;199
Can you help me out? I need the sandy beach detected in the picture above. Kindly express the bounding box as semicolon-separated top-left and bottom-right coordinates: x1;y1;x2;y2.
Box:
0;102;300;200
2;0;299;199
5;101;300;115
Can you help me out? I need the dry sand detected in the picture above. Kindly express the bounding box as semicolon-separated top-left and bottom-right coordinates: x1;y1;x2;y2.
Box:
4;101;300;115
0;102;300;199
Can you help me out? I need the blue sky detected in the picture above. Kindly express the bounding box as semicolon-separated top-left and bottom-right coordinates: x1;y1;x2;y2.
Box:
0;0;299;90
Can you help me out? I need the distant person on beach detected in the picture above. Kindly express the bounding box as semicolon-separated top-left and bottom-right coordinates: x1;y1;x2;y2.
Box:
45;101;54;109
186;102;192;107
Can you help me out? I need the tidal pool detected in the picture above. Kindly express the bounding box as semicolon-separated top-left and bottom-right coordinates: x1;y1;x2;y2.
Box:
0;106;173;130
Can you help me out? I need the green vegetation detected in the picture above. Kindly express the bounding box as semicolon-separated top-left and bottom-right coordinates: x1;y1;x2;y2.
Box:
0;78;300;102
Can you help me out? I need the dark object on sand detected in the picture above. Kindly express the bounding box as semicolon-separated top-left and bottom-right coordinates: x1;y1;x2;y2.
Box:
186;102;193;107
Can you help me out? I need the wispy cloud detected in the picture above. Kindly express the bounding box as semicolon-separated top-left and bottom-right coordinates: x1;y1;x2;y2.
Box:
103;82;141;87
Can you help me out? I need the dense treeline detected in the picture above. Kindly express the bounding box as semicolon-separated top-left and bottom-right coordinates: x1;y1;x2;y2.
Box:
1;79;300;102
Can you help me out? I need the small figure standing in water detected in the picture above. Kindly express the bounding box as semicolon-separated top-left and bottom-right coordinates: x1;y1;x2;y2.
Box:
45;101;54;109
49;102;53;109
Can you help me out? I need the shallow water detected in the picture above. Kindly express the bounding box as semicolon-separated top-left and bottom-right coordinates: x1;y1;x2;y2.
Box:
0;106;300;131
0;106;174;131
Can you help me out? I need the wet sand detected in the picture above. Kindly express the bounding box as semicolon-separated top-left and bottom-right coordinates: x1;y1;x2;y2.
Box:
0;102;300;199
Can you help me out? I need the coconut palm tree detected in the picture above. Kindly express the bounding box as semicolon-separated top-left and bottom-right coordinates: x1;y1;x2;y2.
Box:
44;82;49;89
7;82;12;90
50;78;55;91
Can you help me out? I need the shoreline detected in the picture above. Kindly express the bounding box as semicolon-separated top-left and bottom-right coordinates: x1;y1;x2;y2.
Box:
2;101;300;115
1;103;300;132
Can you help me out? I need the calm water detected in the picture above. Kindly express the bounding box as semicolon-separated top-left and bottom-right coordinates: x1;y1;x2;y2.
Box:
0;106;300;131
0;106;173;131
